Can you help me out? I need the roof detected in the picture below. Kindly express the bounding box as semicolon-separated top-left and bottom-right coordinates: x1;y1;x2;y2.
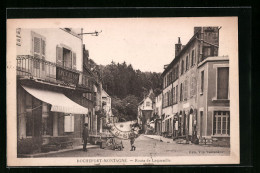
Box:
161;32;200;77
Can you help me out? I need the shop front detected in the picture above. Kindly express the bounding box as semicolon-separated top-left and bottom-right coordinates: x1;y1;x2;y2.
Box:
17;85;89;154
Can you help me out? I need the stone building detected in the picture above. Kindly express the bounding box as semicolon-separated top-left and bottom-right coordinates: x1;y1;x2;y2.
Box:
161;27;230;146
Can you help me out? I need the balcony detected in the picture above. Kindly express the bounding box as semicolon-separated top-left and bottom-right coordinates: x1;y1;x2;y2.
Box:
16;55;93;92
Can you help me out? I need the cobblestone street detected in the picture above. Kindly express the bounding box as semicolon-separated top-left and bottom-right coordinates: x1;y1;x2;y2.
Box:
39;135;230;157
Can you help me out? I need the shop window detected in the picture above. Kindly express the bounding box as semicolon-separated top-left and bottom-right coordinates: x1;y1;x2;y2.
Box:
213;111;230;135
217;67;229;99
42;103;53;136
64;114;75;132
25;93;33;137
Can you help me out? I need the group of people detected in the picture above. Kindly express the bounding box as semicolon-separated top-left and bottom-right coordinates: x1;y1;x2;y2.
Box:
82;122;141;152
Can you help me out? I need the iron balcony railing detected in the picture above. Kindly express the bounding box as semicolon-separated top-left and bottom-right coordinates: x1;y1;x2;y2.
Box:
16;55;93;91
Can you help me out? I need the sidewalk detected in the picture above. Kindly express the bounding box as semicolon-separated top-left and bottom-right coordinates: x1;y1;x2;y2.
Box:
143;135;175;144
18;144;99;158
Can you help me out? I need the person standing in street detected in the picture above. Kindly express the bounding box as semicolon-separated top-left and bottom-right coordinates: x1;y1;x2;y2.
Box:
129;129;136;151
82;123;89;152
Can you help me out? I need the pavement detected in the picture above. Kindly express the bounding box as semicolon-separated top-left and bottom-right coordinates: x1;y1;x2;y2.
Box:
144;135;175;143
18;144;99;158
28;135;230;157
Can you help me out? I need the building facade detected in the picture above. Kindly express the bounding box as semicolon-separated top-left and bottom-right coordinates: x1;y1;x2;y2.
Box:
161;27;230;146
138;90;155;134
16;28;101;154
154;93;162;135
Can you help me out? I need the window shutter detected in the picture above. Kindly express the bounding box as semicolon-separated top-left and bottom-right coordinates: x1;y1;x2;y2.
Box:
190;77;193;97
56;46;63;66
72;52;76;70
64;115;74;132
33;37;41;58
41;39;46;70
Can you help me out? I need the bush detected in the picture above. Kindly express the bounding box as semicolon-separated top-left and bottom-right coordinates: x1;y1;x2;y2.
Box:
17;137;42;154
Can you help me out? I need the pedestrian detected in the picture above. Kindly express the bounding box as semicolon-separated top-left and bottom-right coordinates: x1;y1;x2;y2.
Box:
129;129;136;151
82;123;89;152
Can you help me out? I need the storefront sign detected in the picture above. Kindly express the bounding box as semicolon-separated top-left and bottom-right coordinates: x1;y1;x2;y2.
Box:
56;67;79;85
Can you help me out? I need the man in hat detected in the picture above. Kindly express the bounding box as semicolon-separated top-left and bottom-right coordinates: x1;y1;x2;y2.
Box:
82;123;89;152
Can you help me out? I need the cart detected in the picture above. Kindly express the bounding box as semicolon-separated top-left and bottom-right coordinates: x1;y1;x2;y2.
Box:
100;137;124;151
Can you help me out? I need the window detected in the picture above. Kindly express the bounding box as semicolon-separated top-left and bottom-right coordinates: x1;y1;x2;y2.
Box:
171;89;173;105
176;65;179;78
181;60;184;75
176;85;178;103
202;46;214;60
26;93;33;136
146;101;150;107
191;50;195;67
170;72;172;83
172;70;175;82
213;111;230;135
42;103;53;136
217;67;229;99
173;87;175;104
56;46;77;70
32;32;46;69
201;71;204;94
186;55;189;71
184;79;188;100
180;83;183;101
167;91;170;106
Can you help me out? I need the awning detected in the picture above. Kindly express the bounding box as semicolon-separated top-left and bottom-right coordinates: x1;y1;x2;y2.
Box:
22;85;88;114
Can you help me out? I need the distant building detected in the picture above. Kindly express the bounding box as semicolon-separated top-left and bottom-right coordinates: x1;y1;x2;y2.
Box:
100;88;114;133
138;89;155;134
161;27;230;146
154;93;162;135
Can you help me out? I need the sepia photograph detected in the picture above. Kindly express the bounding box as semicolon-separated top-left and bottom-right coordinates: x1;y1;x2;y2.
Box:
7;17;239;166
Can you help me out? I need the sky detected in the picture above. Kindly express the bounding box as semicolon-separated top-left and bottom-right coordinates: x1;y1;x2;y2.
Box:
80;17;237;73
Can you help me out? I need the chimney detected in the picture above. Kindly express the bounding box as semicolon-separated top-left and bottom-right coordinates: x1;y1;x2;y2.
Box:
175;37;182;57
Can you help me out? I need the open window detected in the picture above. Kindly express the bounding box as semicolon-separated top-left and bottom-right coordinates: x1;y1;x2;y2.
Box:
56;45;77;70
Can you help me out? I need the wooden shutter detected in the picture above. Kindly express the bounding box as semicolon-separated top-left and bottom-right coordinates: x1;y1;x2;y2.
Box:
64;115;75;132
217;67;229;99
33;36;41;58
190;76;194;97
32;36;41;69
72;52;77;70
41;39;46;70
56;46;63;66
184;79;188;99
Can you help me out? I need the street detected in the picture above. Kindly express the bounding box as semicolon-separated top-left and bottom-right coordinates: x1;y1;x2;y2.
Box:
39;135;230;157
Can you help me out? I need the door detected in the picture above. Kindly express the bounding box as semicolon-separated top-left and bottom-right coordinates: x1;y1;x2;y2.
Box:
189;114;193;135
200;111;203;137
